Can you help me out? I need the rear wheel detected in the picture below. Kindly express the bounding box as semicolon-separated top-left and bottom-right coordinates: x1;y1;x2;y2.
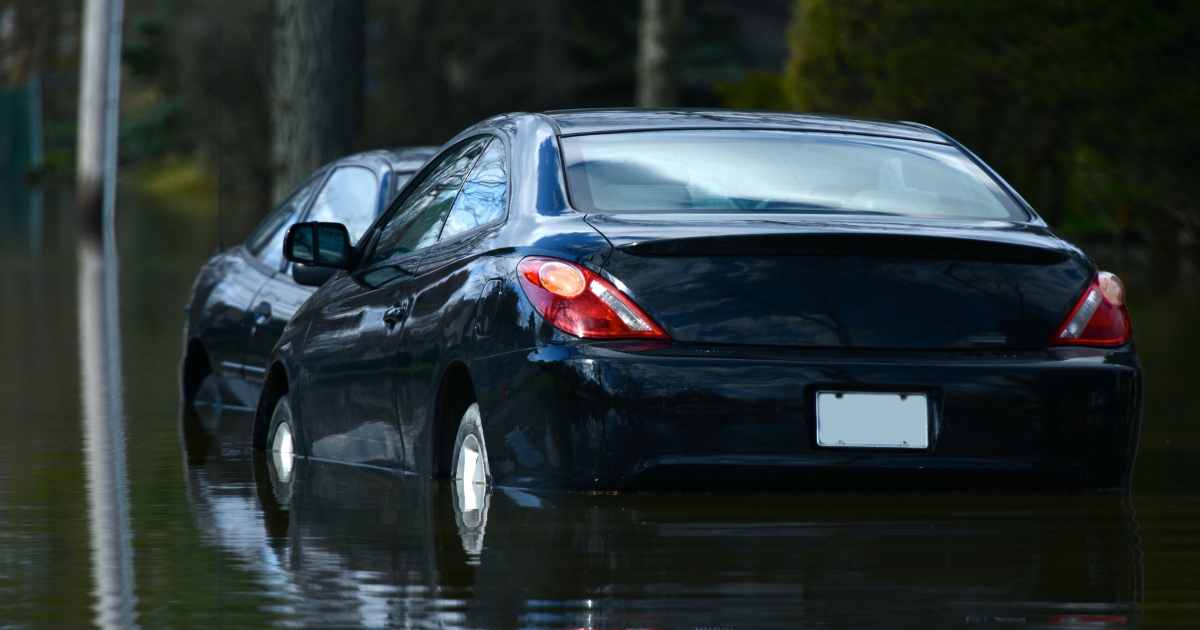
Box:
450;403;491;561
452;403;491;487
182;342;215;405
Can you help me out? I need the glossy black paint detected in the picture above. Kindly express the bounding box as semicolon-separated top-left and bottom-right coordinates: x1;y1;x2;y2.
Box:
183;147;437;405
253;110;1141;491
590;213;1092;349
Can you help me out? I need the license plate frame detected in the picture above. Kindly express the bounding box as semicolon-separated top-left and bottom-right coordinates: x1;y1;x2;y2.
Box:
815;391;930;450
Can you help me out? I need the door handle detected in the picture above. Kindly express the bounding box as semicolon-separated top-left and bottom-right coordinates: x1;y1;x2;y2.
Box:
252;301;272;326
383;300;409;328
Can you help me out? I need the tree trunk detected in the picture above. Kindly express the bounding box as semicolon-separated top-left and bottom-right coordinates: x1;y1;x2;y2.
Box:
636;0;682;108
271;0;365;203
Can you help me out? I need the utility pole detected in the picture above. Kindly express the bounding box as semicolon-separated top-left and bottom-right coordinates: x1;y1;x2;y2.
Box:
77;0;123;247
75;0;138;628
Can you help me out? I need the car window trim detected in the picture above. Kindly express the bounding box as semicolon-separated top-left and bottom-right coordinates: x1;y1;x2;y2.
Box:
356;162;441;267
434;213;506;248
249;166;332;274
433;135;510;245
355;135;495;271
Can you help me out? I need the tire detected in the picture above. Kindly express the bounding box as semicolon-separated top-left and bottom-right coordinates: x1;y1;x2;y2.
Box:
182;343;218;407
266;396;300;499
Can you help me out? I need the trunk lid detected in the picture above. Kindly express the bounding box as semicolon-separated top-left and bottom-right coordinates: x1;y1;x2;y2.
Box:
586;213;1092;350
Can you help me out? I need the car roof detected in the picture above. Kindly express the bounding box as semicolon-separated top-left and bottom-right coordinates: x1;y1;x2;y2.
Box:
384;146;439;170
332;147;439;173
541;108;946;144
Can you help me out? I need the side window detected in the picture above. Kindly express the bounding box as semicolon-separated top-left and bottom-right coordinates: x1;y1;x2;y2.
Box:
439;138;507;241
305;166;379;244
391;170;417;193
361;137;490;268
246;170;324;270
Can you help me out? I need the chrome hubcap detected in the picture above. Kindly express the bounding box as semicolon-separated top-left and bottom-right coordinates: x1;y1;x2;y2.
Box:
456;433;486;512
271;421;295;483
458;434;485;485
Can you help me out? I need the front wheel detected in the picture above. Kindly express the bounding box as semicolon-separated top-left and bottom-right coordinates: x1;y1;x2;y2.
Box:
266;396;300;493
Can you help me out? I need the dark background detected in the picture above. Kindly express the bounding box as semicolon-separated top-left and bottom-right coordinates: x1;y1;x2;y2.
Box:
7;0;1196;261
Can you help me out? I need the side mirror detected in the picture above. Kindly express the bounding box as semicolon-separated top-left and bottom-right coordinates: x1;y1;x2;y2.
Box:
292;263;338;287
284;222;353;269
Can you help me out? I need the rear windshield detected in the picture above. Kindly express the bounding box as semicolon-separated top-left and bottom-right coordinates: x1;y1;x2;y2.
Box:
561;130;1026;220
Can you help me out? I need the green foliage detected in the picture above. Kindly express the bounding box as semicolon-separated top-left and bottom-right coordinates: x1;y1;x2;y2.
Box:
716;71;789;110
783;0;1200;248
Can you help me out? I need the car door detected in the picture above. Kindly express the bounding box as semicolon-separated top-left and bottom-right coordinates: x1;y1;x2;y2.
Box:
244;165;382;384
297;138;490;467
207;170;324;386
400;137;510;472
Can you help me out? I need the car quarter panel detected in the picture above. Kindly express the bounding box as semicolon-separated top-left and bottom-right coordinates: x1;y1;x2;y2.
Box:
369;116;612;476
187;248;272;380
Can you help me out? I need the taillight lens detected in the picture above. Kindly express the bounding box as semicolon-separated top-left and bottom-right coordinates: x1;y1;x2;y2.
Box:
1053;271;1132;347
516;256;669;340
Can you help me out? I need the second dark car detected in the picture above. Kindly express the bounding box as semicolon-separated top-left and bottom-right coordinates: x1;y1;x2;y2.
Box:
183;147;437;408
254;110;1140;492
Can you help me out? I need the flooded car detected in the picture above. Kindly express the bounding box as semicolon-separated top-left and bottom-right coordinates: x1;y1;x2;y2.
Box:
256;110;1140;491
182;147;437;408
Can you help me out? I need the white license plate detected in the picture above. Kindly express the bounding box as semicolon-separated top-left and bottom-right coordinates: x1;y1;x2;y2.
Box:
816;391;929;449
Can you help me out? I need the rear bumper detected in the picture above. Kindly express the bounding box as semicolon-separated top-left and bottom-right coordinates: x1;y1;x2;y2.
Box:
473;343;1141;491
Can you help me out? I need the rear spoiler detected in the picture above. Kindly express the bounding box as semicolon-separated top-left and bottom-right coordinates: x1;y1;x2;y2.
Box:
620;233;1071;265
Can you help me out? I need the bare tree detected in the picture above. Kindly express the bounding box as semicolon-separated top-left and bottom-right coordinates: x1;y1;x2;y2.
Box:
270;0;364;202
636;0;682;107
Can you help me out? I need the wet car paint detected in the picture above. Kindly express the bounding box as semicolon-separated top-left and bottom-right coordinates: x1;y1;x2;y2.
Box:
257;110;1141;491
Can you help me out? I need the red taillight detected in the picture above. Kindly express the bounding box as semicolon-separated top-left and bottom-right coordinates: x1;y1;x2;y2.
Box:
516;256;669;340
1053;271;1132;347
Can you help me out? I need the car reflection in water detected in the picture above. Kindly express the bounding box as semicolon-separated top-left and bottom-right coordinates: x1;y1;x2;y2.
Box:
181;403;1142;629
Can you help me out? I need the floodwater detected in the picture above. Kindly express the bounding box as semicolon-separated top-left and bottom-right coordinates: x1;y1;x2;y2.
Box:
2;188;1199;628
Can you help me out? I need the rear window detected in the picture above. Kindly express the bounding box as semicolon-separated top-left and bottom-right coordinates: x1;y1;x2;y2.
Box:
561;130;1026;220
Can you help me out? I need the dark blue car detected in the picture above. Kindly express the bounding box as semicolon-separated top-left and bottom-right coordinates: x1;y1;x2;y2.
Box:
252;110;1140;492
183;147;436;409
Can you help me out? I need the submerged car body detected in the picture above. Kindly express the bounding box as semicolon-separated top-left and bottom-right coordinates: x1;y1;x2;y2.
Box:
253;110;1141;491
183;147;437;407
181;403;1143;628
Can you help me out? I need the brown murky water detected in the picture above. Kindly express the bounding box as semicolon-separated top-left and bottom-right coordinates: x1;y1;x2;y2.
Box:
1;188;1198;628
